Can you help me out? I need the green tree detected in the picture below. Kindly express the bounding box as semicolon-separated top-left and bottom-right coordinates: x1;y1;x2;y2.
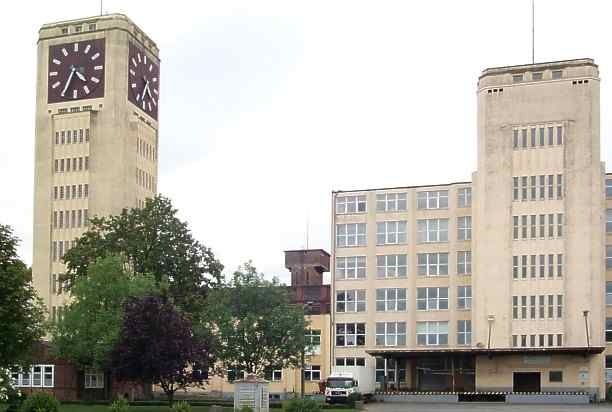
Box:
52;255;158;369
62;195;223;318
202;262;308;376
0;223;46;368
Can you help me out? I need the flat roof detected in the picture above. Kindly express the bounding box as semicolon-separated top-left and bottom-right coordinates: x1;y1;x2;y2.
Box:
480;58;596;79
333;180;472;195
367;346;605;357
284;249;331;256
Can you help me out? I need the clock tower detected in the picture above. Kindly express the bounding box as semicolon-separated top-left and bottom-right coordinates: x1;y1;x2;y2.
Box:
33;14;160;318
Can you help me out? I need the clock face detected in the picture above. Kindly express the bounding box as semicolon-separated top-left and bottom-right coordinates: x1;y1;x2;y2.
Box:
47;39;105;103
127;42;160;120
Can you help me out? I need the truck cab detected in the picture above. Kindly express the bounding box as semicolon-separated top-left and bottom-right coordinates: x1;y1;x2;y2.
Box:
325;373;358;403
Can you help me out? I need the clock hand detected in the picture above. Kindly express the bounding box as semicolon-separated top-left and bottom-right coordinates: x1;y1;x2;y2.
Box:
75;70;86;82
61;67;76;97
144;81;153;100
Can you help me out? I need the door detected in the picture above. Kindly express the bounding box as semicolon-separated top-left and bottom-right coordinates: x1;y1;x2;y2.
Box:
513;372;541;392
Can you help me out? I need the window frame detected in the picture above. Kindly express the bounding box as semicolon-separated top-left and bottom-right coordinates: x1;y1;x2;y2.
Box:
416;287;449;311
417;218;449;243
416;321;449;346
457;251;471;275
376;220;407;245
335;322;366;347
416;190;449;210
376;288;407;312
335;289;366;313
457;216;472;241
376;192;407;212
417;252;449;276
375;321;407;346
335;256;367;280
376;254;407;279
335;195;367;215
457;286;472;310
335;223;367;248
457;320;472;346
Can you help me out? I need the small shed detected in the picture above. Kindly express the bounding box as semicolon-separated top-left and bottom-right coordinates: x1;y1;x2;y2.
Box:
233;375;270;412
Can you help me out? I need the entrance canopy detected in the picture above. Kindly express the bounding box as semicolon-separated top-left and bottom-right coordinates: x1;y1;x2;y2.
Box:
366;346;604;358
366;346;604;393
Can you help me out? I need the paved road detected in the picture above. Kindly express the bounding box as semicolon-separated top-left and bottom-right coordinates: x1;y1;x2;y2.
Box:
365;402;612;412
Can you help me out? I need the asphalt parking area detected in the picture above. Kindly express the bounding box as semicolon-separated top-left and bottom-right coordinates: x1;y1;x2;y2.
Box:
365;402;612;412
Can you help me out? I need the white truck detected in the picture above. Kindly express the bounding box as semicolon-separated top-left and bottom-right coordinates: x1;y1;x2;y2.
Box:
324;366;375;404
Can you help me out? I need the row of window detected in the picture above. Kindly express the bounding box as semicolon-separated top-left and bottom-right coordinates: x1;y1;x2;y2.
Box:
335;188;472;215
11;366;103;389
227;366;321;383
336;217;471;248
53;184;89;200
511;295;563;320
511;333;564;348
137;167;156;191
335;320;471;347
53;209;89;230
54;128;90;145
52;239;77;262
512;174;563;201
606;210;612;233
335;286;472;313
54;156;89;173
51;273;68;295
51;305;66;323
60;23;97;35
512;125;564;149
10;366;54;388
512;254;563;279
137;137;157;161
336;251;472;280
512;214;563;240
512;70;563;83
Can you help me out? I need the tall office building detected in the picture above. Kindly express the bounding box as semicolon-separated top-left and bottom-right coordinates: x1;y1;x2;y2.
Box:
32;14;160;320
331;59;608;398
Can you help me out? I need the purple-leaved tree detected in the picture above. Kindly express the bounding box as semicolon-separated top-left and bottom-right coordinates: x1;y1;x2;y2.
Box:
111;295;211;405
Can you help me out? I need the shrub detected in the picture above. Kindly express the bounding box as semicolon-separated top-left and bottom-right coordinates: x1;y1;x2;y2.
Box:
172;401;191;412
236;407;254;412
19;392;59;412
284;399;320;412
109;398;130;412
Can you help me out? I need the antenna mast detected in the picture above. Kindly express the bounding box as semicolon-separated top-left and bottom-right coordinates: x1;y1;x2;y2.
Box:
531;0;535;63
100;0;103;16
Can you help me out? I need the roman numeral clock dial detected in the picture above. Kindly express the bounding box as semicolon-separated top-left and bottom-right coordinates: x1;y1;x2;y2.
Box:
127;43;159;120
47;39;105;103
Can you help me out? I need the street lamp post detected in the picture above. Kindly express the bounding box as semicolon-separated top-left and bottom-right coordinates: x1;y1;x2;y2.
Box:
487;315;495;351
583;310;590;348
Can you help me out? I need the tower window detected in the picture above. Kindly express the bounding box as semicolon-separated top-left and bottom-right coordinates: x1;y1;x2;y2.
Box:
552;70;563;80
512;74;524;83
532;72;543;80
61;27;68;34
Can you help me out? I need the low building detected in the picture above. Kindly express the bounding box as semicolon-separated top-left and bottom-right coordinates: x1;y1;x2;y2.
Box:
201;249;332;400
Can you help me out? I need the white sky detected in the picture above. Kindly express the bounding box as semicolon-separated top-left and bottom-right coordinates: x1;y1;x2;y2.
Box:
1;0;612;284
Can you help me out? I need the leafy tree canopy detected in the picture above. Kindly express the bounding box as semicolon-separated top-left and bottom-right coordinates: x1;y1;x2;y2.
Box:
62;195;223;318
202;262;308;376
111;295;210;405
52;255;158;370
0;223;46;368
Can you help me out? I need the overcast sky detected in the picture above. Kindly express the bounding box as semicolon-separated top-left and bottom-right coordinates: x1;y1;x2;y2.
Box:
1;0;612;284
